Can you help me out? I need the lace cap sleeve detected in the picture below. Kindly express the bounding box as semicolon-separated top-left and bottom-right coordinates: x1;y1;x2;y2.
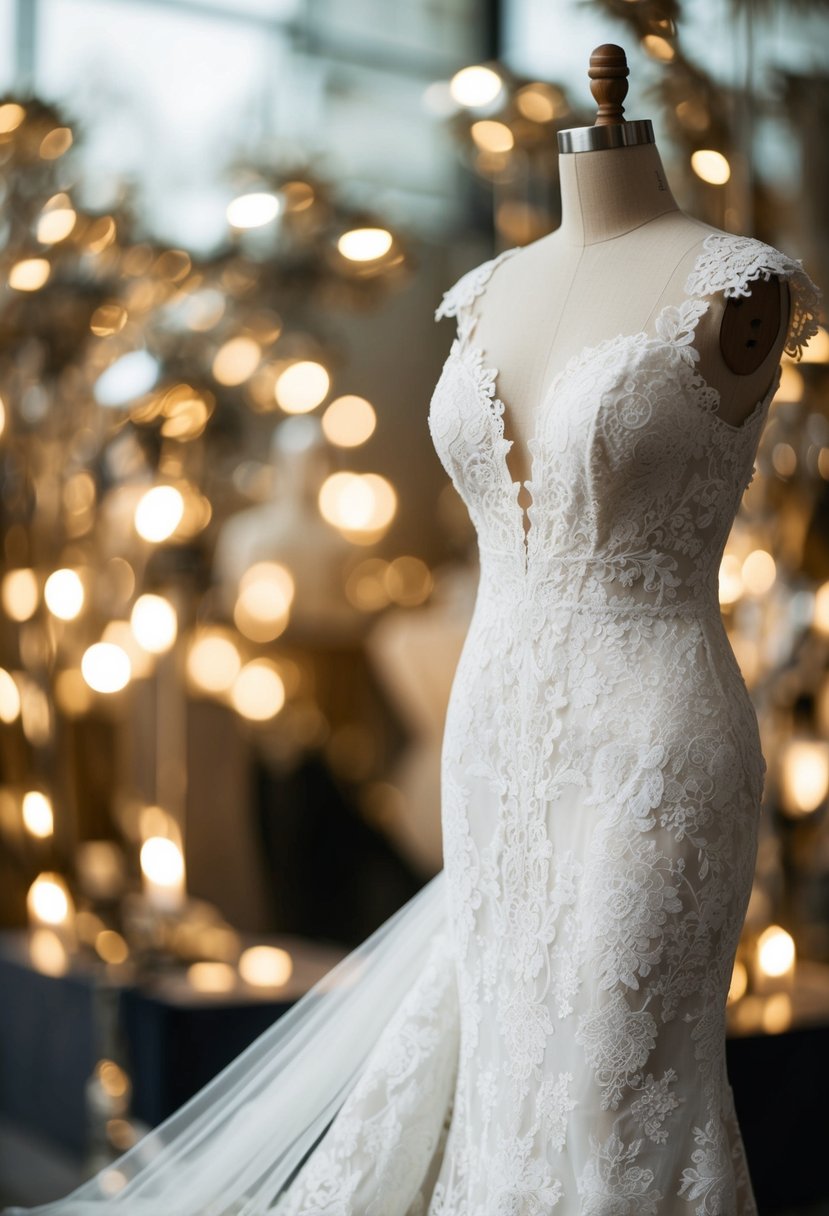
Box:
434;246;520;322
684;231;823;362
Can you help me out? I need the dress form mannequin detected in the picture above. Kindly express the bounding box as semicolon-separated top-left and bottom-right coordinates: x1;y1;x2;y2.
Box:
474;44;790;524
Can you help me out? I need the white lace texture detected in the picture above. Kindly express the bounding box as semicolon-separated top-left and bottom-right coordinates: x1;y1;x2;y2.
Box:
269;232;821;1215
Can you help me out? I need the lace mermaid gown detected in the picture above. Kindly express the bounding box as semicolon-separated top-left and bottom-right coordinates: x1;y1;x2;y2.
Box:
271;232;820;1216
7;233;820;1216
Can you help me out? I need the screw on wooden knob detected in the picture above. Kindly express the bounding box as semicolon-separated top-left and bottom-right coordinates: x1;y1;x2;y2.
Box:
588;43;629;127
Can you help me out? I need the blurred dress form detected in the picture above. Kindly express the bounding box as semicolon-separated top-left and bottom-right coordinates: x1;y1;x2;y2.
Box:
7;50;822;1216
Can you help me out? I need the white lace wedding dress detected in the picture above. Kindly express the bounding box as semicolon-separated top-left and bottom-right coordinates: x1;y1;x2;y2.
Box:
7;231;820;1216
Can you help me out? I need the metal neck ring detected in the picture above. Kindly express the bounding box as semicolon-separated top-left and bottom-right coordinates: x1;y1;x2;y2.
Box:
557;120;655;155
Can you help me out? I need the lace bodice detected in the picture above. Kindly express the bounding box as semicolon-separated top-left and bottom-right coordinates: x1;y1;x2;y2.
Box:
429;232;821;614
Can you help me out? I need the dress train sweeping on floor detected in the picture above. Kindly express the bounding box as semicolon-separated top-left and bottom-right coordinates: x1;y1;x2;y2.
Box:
4;229;822;1216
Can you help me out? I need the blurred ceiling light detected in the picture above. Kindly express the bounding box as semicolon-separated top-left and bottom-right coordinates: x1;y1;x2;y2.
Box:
130;594;177;654
226;191;281;229
159;386;212;441
641;34;675;61
0;102;24;133
212;336;261;386
44;568;84;620
9;257;50;291
140;835;185;897
101;621;154;680
2;569;38;621
337;228;393;262
321;395;376;447
718;553;743;604
27;873;72;925
799;325;829;363
22;790;54;838
449;64;503;108
471;120;514;154
37;195;76;244
0;668;21;723
90;303;128;338
239;945;292;988
231;659;286;721
134;485;185;542
274;361;330;413
741;549;776;596
39;126;73;158
95;350;160;407
187;633;241;695
690;149;731;185
81;642;131;694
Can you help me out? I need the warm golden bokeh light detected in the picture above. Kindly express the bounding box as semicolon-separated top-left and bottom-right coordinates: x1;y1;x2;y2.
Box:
212;336;261;386
29;928;69;976
0;668;21;723
37;195;76;244
515;84;561;123
780;739;829;816
27;873;72;926
470;120;514;154
798;325;829;363
39;126;73;158
9;257;50;291
96;930;129;965
81;642;132;694
337;228;393;262
140;836;185;902
231;660;286;721
718;553;743;605
134;485;185;542
449;64;503;108
756;925;796;978
318;471;397;539
130;594;178;654
226;192;281;229
321;395;376;447
232;561;295;643
22;790;54;838
44;568;85;620
239;944;293;988
641;34;676;61
691;149;731;185
274;360;330;413
188;961;237;993
385;555;433;606
0;102;25;133
741;549;776;596
2;568;38;621
187;633;242;695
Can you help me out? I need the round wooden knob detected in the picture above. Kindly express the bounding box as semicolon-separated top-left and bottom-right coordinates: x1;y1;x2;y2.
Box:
588;43;629;126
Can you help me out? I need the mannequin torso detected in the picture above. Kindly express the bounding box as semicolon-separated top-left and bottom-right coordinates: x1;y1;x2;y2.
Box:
473;142;790;511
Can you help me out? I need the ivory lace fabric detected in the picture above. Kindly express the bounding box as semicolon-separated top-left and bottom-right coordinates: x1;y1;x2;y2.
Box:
5;232;820;1216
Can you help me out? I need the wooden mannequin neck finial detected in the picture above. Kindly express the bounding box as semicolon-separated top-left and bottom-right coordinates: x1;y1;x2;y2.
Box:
588;44;629;126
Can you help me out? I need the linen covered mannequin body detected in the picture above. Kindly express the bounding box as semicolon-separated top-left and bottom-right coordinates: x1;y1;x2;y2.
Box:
474;141;791;525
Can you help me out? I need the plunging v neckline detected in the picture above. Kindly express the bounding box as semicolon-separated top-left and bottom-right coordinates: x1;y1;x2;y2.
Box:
453;319;774;574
